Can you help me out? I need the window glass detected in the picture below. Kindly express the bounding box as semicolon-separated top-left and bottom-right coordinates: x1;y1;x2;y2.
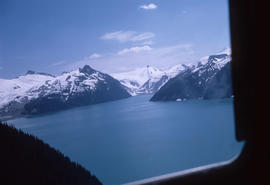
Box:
0;0;244;184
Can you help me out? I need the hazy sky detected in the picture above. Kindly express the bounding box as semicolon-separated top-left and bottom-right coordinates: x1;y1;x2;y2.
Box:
0;0;230;78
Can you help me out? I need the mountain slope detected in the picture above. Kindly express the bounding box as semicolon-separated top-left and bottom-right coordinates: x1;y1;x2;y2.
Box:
203;62;232;99
111;66;163;95
151;49;232;101
0;65;130;120
0;122;102;185
111;64;190;95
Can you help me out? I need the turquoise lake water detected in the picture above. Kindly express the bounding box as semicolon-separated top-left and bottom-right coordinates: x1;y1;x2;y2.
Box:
10;95;244;185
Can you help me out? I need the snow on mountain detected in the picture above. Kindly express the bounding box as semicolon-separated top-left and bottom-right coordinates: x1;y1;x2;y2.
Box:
0;65;130;120
0;69;98;108
193;48;231;73
111;65;163;86
0;74;55;108
215;47;231;55
111;65;165;95
199;48;231;66
164;64;194;78
151;48;232;101
0;48;232;119
111;64;188;95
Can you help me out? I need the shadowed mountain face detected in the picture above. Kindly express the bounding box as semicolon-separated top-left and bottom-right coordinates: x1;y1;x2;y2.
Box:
0;65;130;120
204;62;232;99
0;122;102;185
151;52;232;101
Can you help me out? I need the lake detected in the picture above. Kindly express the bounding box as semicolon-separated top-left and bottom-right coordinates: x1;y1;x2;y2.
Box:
9;95;244;185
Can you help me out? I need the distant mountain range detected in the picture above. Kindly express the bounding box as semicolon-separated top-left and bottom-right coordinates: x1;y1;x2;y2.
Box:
0;49;232;120
111;64;192;95
0;65;130;120
151;48;232;101
111;48;232;100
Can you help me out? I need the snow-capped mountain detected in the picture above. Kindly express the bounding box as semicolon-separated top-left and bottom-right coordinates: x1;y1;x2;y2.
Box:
151;49;232;101
0;48;233;119
111;64;191;95
0;65;130;120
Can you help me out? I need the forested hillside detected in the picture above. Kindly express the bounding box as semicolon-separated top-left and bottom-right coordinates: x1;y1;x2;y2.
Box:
0;122;102;185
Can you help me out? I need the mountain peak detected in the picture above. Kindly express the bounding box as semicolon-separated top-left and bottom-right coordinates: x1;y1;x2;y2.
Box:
26;70;36;75
79;65;96;75
26;70;55;77
199;49;231;71
216;48;231;55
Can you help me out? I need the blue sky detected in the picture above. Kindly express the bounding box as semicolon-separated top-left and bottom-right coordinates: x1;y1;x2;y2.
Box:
0;0;230;78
